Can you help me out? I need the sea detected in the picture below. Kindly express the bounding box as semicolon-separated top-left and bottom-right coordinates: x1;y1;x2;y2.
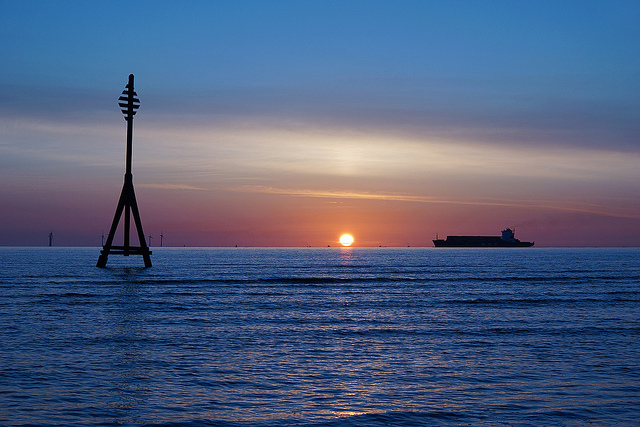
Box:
1;247;639;426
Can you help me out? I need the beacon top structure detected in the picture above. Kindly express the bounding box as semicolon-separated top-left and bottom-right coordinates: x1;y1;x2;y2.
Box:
97;74;152;268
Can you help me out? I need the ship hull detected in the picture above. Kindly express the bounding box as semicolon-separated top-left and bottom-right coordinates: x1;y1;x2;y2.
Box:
433;228;534;247
433;239;534;247
433;235;534;247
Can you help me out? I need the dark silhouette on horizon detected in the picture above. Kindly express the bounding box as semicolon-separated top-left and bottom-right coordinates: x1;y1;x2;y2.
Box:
97;74;152;267
433;228;534;247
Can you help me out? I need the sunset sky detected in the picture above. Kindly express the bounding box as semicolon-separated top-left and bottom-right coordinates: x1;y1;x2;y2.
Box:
1;1;639;247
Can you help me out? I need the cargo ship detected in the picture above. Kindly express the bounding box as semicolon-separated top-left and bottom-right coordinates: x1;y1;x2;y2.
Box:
433;228;534;247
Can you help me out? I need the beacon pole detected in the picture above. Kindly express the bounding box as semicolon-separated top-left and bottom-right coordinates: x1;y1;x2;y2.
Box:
97;74;152;268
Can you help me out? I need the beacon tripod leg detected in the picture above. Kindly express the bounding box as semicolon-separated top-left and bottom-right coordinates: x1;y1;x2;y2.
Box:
130;189;152;268
96;186;127;268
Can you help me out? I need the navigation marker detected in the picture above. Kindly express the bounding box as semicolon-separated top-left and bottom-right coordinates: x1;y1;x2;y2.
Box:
97;74;152;267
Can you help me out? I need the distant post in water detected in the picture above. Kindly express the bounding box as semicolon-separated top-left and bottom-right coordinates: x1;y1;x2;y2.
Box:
97;74;152;268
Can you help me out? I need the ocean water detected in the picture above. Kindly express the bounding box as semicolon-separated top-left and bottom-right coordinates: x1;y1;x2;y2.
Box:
1;247;639;426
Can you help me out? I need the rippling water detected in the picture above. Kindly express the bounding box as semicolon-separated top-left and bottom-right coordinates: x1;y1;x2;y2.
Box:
1;247;639;426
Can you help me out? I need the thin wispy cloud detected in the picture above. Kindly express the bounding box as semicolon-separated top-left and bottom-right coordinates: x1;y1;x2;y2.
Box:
138;183;207;191
239;185;640;220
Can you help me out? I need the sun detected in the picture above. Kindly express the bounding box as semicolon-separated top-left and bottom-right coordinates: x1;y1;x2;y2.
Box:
339;234;354;246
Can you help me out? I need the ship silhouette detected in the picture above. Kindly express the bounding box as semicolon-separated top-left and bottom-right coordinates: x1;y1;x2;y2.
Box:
433;228;534;247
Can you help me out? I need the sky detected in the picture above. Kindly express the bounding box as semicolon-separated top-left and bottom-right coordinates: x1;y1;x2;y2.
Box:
1;0;639;247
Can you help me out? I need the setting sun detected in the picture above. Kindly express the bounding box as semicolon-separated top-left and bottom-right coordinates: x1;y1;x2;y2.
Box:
339;234;354;246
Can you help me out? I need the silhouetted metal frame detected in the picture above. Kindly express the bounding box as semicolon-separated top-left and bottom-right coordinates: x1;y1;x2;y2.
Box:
97;74;152;267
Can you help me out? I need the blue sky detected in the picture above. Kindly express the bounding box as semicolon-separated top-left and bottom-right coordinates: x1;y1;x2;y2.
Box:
1;1;639;246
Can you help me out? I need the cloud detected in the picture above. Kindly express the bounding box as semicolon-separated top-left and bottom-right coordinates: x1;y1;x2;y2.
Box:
137;183;207;191
142;74;640;153
237;185;640;220
3;70;639;156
